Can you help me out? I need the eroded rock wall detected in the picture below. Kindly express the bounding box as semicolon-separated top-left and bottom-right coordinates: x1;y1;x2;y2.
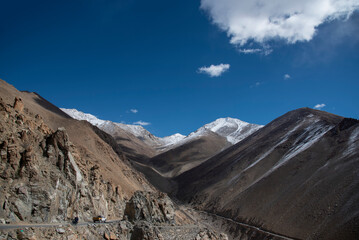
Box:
0;97;125;223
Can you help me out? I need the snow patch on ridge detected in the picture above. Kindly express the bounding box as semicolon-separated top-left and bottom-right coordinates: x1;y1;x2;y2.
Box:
343;126;359;157
273;122;333;171
243;123;303;172
231;117;336;190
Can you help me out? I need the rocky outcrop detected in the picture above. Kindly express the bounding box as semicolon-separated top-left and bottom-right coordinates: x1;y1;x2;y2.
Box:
13;97;24;113
124;191;175;224
0;97;125;223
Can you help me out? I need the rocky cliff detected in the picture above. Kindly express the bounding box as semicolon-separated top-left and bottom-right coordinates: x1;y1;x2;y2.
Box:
0;96;126;223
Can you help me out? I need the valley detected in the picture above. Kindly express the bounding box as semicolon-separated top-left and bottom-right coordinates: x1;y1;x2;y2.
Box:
1;79;359;240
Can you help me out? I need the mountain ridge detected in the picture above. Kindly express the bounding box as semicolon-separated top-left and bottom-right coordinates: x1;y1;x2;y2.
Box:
174;107;359;239
61;108;263;152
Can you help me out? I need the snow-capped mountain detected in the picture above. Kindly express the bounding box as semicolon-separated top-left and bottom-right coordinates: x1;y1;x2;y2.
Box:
60;108;185;147
161;133;187;146
188;117;263;144
61;108;262;151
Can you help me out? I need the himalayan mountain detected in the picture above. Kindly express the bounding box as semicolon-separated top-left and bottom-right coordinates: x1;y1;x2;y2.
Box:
1;79;358;240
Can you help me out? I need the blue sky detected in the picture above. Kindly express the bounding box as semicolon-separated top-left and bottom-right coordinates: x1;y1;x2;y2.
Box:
1;0;358;137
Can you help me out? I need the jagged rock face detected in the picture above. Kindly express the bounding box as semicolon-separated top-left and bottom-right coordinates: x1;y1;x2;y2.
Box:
0;97;125;223
124;191;175;224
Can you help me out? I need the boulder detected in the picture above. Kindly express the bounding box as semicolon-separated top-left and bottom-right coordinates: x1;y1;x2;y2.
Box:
124;191;175;224
13;97;24;112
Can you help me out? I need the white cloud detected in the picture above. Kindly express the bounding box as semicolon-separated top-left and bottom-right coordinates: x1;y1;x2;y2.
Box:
314;103;326;109
239;47;273;55
239;48;262;54
130;109;138;114
133;120;150;126
200;0;359;47
198;63;230;77
284;74;291;79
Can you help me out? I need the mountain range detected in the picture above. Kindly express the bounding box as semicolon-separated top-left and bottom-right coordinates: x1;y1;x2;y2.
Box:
1;79;358;240
61;108;262;151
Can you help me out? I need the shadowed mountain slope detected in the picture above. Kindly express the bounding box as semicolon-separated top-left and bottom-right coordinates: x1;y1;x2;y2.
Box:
140;131;231;178
175;108;359;240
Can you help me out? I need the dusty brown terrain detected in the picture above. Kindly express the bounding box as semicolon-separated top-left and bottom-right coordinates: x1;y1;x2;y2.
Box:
89;120;158;162
137;132;231;178
0;80;153;197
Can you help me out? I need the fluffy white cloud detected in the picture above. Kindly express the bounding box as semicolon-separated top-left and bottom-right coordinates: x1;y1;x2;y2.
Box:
284;74;291;79
198;63;230;77
130;109;138;114
200;0;359;47
314;103;326;109
133;120;150;126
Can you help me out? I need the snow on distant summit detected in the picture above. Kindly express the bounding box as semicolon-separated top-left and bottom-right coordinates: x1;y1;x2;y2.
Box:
62;108;105;126
61;108;262;151
190;117;263;144
60;108;185;147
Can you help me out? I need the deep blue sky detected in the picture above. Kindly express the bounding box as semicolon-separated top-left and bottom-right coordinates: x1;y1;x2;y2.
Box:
1;0;358;137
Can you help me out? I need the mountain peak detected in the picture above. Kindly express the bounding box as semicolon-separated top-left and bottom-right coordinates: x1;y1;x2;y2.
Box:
61;108;263;150
190;117;263;144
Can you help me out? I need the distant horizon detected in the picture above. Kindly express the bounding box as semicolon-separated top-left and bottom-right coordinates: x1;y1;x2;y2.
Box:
2;77;357;138
1;1;358;137
56;105;359;137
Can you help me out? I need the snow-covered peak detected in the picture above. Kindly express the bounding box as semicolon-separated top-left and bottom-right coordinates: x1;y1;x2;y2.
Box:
189;117;263;144
161;133;186;146
200;117;248;133
61;108;185;148
61;108;262;151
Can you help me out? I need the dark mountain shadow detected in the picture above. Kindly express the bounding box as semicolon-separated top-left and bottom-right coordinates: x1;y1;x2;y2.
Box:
23;91;71;118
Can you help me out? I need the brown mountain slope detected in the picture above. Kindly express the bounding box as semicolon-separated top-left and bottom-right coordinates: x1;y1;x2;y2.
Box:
0;79;246;240
0;79;153;199
83;120;158;161
138;131;231;178
128;132;231;195
175;108;359;240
